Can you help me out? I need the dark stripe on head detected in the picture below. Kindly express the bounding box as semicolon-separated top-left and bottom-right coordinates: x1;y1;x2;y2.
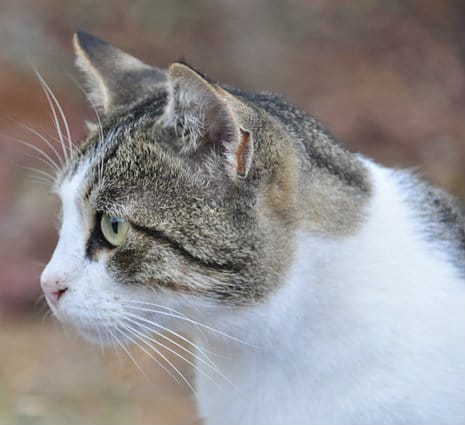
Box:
131;223;239;273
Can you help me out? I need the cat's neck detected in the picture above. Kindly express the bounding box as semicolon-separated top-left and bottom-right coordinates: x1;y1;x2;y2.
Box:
192;160;465;425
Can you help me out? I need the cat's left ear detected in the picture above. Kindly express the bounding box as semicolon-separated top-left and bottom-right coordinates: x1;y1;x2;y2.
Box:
164;63;253;178
73;31;166;114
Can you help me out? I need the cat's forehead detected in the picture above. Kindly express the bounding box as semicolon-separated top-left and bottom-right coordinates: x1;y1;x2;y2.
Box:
58;126;207;219
64;90;169;178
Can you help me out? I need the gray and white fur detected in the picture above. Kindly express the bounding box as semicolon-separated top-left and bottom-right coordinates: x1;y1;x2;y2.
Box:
40;32;465;425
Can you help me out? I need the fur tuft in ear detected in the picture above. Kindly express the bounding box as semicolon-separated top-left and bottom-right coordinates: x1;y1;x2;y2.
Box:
73;31;166;114
164;63;254;177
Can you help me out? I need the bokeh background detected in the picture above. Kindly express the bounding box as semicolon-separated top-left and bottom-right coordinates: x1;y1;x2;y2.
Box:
1;0;464;424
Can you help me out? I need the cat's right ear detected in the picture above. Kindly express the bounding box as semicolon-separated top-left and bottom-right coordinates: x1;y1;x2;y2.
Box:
73;31;166;114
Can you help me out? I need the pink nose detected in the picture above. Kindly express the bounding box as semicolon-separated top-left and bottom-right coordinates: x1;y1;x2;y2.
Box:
40;276;69;305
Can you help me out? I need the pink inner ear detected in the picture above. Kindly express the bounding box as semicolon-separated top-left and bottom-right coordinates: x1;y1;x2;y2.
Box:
236;129;250;176
207;104;236;147
210;126;227;145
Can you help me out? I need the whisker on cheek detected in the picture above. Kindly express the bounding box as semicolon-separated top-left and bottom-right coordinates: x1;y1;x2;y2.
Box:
121;314;227;388
120;300;260;348
122;309;220;368
116;322;184;386
107;327;148;379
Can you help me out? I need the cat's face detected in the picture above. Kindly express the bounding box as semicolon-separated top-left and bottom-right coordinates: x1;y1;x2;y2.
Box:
40;32;297;343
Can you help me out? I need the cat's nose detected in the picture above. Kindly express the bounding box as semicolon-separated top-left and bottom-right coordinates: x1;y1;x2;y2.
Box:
40;271;69;305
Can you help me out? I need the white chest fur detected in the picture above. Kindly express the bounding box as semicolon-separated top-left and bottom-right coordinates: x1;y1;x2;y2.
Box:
194;162;465;425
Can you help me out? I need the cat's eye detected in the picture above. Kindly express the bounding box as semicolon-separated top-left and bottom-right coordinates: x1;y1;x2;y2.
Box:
100;214;129;247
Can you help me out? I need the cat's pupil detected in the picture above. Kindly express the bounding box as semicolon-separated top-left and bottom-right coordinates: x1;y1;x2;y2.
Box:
110;218;119;234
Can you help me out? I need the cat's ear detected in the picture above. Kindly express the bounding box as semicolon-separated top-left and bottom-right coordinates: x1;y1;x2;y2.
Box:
73;31;166;114
165;63;253;178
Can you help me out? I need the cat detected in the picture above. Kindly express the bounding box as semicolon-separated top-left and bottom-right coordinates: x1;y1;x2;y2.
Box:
40;31;465;425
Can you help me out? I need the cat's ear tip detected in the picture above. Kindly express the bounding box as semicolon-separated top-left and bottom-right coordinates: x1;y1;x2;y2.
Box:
74;30;101;45
168;62;194;79
73;30;87;42
73;31;108;58
168;62;213;89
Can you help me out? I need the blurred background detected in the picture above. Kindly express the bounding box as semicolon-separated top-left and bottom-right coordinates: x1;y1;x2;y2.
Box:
0;0;464;424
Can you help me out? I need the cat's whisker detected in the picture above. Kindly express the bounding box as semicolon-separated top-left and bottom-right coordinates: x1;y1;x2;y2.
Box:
67;73;106;182
96;127;119;184
12;120;65;168
66;73;104;136
21;163;55;179
66;73;108;181
116;322;183;385
48;133;80;159
120;324;180;384
177;291;218;343
122;321;213;395
27;176;54;188
19;150;54;170
35;294;52;319
35;71;75;162
40;309;53;325
3;135;61;173
96;326;105;356
122;308;220;369
122;298;215;335
122;314;227;386
22;166;56;182
121;300;259;348
121;298;202;320
108;327;148;378
120;322;201;398
99;146;105;184
54;315;74;342
97;140;105;185
107;329;123;360
35;71;69;164
122;302;218;343
145;290;209;343
23;173;54;188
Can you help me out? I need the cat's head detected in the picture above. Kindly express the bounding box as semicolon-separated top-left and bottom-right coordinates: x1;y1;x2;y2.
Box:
40;32;298;343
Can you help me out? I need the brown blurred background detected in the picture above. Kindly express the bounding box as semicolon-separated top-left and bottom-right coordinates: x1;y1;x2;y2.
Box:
0;0;464;424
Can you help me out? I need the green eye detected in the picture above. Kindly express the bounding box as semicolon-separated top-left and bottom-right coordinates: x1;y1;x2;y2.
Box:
100;214;129;247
